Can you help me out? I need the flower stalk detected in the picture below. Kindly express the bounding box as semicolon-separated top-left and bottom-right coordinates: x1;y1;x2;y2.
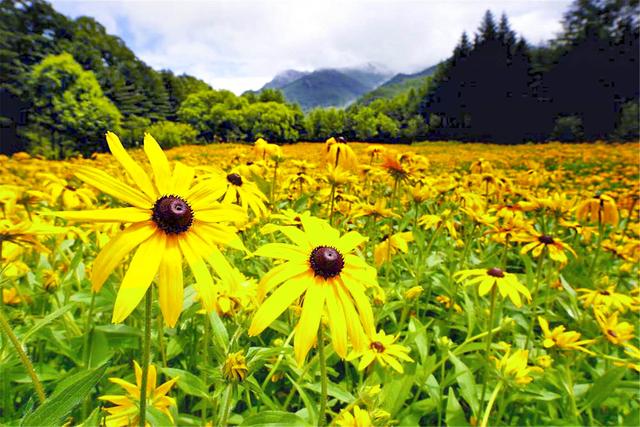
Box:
139;287;153;427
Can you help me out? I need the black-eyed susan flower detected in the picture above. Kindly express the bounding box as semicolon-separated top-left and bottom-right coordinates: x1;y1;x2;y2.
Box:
517;231;576;266
198;168;268;218
54;132;246;326
326;136;357;170
594;309;635;345
347;329;414;373
99;361;177;427
576;193;619;226
577;283;633;313
538;316;595;355
454;267;531;307
249;215;376;364
374;231;413;267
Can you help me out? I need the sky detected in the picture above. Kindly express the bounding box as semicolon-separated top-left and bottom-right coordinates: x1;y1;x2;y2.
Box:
51;0;572;94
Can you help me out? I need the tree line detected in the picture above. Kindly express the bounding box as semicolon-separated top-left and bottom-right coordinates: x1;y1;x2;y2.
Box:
0;0;638;158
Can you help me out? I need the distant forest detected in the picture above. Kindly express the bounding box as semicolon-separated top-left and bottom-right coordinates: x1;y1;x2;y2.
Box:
0;0;638;158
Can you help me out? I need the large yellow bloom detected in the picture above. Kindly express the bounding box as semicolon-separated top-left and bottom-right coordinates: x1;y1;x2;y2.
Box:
55;132;245;326
99;361;177;427
249;215;376;364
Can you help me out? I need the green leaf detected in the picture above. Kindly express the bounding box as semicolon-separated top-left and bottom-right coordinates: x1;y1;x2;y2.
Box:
21;363;108;427
445;388;470;427
381;368;416;416
449;351;479;416
580;367;627;411
22;303;76;343
208;311;229;354
160;367;209;398
240;411;311;427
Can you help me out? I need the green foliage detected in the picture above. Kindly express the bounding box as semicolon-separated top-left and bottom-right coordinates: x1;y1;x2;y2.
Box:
119;115;151;148
551;115;585;142
304;108;346;141
612;101;640;141
22;52;121;158
146;120;198;148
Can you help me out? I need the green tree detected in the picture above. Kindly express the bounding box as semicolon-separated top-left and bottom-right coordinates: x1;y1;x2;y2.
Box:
23;52;121;158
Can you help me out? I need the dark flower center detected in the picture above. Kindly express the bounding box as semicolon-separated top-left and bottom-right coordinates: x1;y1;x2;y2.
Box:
152;195;193;234
487;267;505;278
600;290;611;296
370;341;385;353
309;246;344;279
227;173;243;186
538;235;555;244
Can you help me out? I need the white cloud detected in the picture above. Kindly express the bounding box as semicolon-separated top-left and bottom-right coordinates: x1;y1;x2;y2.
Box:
51;0;571;93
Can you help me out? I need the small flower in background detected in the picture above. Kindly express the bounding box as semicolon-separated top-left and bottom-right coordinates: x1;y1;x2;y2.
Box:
99;361;177;427
455;267;531;307
538;316;595;355
374;231;413;267
2;287;27;305
404;286;424;301
222;351;249;382
494;349;543;385
517;231;577;266
347;329;414;374
535;354;553;368
435;295;463;313
325;136;358;170
594;309;635;345
577;282;634;313
198;167;268;218
576;193;619;226
335;405;373;427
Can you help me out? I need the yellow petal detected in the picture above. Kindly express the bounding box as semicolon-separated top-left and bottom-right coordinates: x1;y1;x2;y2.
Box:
106;132;156;200
111;231;166;323
144;133;172;195
336;231;367;253
92;222;157;292
294;280;326;365
76;166;151;209
341;275;375;337
157;236;183;327
325;282;348;359
254;243;308;261
196;204;246;224
171;162;194;195
55;207;150;223
178;231;215;312
249;274;310;336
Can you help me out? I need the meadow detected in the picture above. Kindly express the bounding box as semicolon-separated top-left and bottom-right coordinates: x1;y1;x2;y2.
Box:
0;137;638;426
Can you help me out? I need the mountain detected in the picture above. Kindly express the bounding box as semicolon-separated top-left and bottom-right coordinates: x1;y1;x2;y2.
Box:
262;64;392;110
261;69;309;90
357;64;439;104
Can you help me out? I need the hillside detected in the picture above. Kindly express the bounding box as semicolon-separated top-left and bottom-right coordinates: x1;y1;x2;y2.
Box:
357;64;438;104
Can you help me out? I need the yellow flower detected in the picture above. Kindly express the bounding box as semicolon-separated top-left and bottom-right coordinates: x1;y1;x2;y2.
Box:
576;194;619;226
404;286;424;300
198;168;268;218
435;295;463;313
538;316;595;355
335;405;373;427
99;361;177;427
326;137;358;170
347;329;414;374
222;351;249;382
576;283;633;313
454;267;531;307
249;215;376;364
535;354;553;368
374;231;413;267
2;287;25;305
495;349;542;385
0;218;66;255
594;309;634;345
54;132;245;326
518;231;576;266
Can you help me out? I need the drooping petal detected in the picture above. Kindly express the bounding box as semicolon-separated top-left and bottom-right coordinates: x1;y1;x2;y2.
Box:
178;231;215;312
325;282;348;359
294;280;326;365
92;222;157;292
257;261;310;299
144;133;172;195
341;275;375;337
249;274;311;336
157;236;183;327
111;231;166;323
335;280;367;352
106;132;156;200
253;243;308;261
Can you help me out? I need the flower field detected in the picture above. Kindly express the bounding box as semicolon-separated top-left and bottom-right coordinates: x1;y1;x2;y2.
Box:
0;137;639;426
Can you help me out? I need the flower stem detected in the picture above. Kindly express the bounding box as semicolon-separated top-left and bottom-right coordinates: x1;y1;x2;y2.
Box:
317;323;328;427
479;287;497;408
0;306;46;404
480;381;503;427
525;249;546;349
328;183;337;225
201;314;210;424
139;287;153;427
219;383;234;427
